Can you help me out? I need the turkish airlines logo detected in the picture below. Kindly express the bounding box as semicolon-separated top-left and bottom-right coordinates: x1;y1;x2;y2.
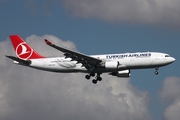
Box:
16;42;33;59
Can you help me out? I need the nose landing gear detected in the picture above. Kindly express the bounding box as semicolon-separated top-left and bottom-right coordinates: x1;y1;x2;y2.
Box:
154;67;159;75
154;71;158;75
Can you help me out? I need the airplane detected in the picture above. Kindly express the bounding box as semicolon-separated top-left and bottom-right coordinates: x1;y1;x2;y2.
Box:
6;35;175;84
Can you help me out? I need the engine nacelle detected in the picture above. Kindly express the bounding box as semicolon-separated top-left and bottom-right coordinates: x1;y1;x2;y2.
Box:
105;61;119;70
109;69;130;77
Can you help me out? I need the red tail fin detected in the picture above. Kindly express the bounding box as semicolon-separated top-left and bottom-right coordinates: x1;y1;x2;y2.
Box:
9;35;45;60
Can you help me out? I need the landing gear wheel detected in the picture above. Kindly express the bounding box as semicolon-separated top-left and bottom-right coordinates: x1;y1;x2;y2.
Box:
97;77;102;81
92;79;97;84
154;71;158;75
85;75;90;80
155;67;159;70
90;72;95;77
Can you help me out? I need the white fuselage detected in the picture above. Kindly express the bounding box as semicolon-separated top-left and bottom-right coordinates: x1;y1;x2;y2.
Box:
16;52;175;73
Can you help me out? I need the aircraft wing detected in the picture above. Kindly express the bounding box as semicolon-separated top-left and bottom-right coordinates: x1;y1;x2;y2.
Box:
44;39;102;69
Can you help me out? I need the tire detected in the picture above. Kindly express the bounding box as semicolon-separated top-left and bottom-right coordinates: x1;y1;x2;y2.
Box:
90;72;95;77
154;71;158;75
97;77;102;81
85;75;90;79
92;79;97;84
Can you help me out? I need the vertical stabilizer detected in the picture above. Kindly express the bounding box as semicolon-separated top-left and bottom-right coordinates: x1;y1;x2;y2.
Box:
10;35;45;59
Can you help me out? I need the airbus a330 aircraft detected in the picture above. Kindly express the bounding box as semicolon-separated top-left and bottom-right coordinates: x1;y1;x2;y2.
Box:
6;35;175;84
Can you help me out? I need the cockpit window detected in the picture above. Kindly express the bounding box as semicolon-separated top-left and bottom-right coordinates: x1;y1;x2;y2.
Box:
165;55;170;57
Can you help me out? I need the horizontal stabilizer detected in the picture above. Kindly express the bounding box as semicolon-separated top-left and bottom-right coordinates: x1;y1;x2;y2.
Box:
5;55;31;65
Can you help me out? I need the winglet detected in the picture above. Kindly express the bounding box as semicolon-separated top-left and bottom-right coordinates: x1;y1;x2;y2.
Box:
44;39;52;45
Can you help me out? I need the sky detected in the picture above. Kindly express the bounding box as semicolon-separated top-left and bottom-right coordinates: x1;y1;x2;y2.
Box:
0;0;180;120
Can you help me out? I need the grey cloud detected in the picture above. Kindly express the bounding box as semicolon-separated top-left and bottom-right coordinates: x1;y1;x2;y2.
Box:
0;35;151;120
160;77;180;120
25;34;77;57
26;0;180;28
63;0;180;28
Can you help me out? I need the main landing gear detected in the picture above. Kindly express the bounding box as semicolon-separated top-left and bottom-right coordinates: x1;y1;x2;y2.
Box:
85;72;95;79
154;67;159;75
85;72;102;84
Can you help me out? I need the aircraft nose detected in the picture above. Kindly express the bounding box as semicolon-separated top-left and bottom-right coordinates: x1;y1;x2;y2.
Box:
170;57;176;63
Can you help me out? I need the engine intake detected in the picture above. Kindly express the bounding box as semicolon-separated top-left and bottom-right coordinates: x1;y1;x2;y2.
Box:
109;69;130;77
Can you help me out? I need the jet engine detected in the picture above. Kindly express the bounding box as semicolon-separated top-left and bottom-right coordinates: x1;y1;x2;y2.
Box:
109;69;130;77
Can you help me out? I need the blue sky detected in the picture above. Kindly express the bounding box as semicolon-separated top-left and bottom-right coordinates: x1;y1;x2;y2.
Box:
1;0;180;120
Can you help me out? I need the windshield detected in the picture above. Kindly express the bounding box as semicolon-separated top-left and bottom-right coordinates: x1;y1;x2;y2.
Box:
165;55;170;57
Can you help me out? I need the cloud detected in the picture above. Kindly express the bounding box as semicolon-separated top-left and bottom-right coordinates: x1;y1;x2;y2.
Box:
0;34;152;120
26;0;180;28
160;77;180;120
63;0;180;28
